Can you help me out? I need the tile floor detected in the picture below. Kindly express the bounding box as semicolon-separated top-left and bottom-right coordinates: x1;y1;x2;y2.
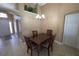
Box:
0;34;79;56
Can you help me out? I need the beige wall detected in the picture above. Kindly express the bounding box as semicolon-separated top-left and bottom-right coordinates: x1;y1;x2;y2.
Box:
0;3;17;9
18;4;41;37
17;3;25;10
20;11;41;36
41;3;79;42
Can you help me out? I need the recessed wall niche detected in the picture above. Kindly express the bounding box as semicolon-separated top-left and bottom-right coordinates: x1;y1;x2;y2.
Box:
24;3;38;14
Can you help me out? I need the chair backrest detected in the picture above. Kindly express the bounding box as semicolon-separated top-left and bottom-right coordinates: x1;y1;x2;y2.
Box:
24;36;32;49
52;34;56;42
47;29;53;36
32;30;38;37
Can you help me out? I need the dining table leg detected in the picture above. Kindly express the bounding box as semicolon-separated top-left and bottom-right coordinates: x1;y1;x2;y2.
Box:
37;48;39;56
37;45;40;56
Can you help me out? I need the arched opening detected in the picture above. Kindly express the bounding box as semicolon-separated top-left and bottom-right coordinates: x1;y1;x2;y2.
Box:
0;12;22;38
0;12;13;37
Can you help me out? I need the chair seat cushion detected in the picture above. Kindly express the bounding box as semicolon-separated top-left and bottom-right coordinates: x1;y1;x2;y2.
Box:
42;42;49;48
32;43;37;49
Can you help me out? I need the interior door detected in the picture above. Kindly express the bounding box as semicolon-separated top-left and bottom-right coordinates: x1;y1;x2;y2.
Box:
63;13;79;49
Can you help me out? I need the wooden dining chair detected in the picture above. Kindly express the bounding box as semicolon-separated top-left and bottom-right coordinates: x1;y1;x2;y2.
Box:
47;29;53;36
46;29;54;50
50;34;56;51
42;34;56;56
32;30;38;37
24;36;38;56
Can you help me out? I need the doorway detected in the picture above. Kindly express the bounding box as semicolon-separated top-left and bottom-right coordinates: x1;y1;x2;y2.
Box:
0;12;11;37
0;12;22;39
14;15;22;37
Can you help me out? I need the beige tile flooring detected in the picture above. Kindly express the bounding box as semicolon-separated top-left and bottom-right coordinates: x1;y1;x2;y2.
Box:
0;34;79;56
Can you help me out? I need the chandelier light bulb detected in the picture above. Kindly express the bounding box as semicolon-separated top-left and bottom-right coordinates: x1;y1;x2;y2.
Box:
41;14;45;19
36;14;40;19
36;14;45;20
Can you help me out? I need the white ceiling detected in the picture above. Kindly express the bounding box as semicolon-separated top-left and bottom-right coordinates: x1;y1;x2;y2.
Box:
38;3;46;6
26;3;46;6
0;6;20;15
0;3;46;15
0;3;21;15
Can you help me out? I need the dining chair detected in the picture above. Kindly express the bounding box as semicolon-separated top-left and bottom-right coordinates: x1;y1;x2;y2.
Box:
50;34;56;51
42;36;55;56
47;29;53;36
24;36;38;56
42;34;56;56
46;29;53;51
32;30;38;37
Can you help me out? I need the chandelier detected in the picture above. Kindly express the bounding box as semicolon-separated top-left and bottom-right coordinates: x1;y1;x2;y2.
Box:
35;4;45;20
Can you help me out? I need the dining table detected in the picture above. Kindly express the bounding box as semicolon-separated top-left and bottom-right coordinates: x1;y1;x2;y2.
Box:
29;33;51;55
30;33;50;45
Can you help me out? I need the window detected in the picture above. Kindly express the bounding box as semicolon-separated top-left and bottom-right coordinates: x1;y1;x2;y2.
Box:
0;13;8;18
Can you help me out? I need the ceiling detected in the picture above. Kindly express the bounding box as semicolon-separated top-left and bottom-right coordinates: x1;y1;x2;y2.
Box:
0;6;20;15
0;3;46;15
26;3;46;7
39;3;46;6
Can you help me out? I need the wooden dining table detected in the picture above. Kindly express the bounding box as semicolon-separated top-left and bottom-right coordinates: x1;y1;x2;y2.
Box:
30;33;55;55
29;33;51;55
30;33;50;45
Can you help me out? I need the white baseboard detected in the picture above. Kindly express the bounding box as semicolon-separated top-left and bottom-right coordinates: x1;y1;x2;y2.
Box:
54;40;63;45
